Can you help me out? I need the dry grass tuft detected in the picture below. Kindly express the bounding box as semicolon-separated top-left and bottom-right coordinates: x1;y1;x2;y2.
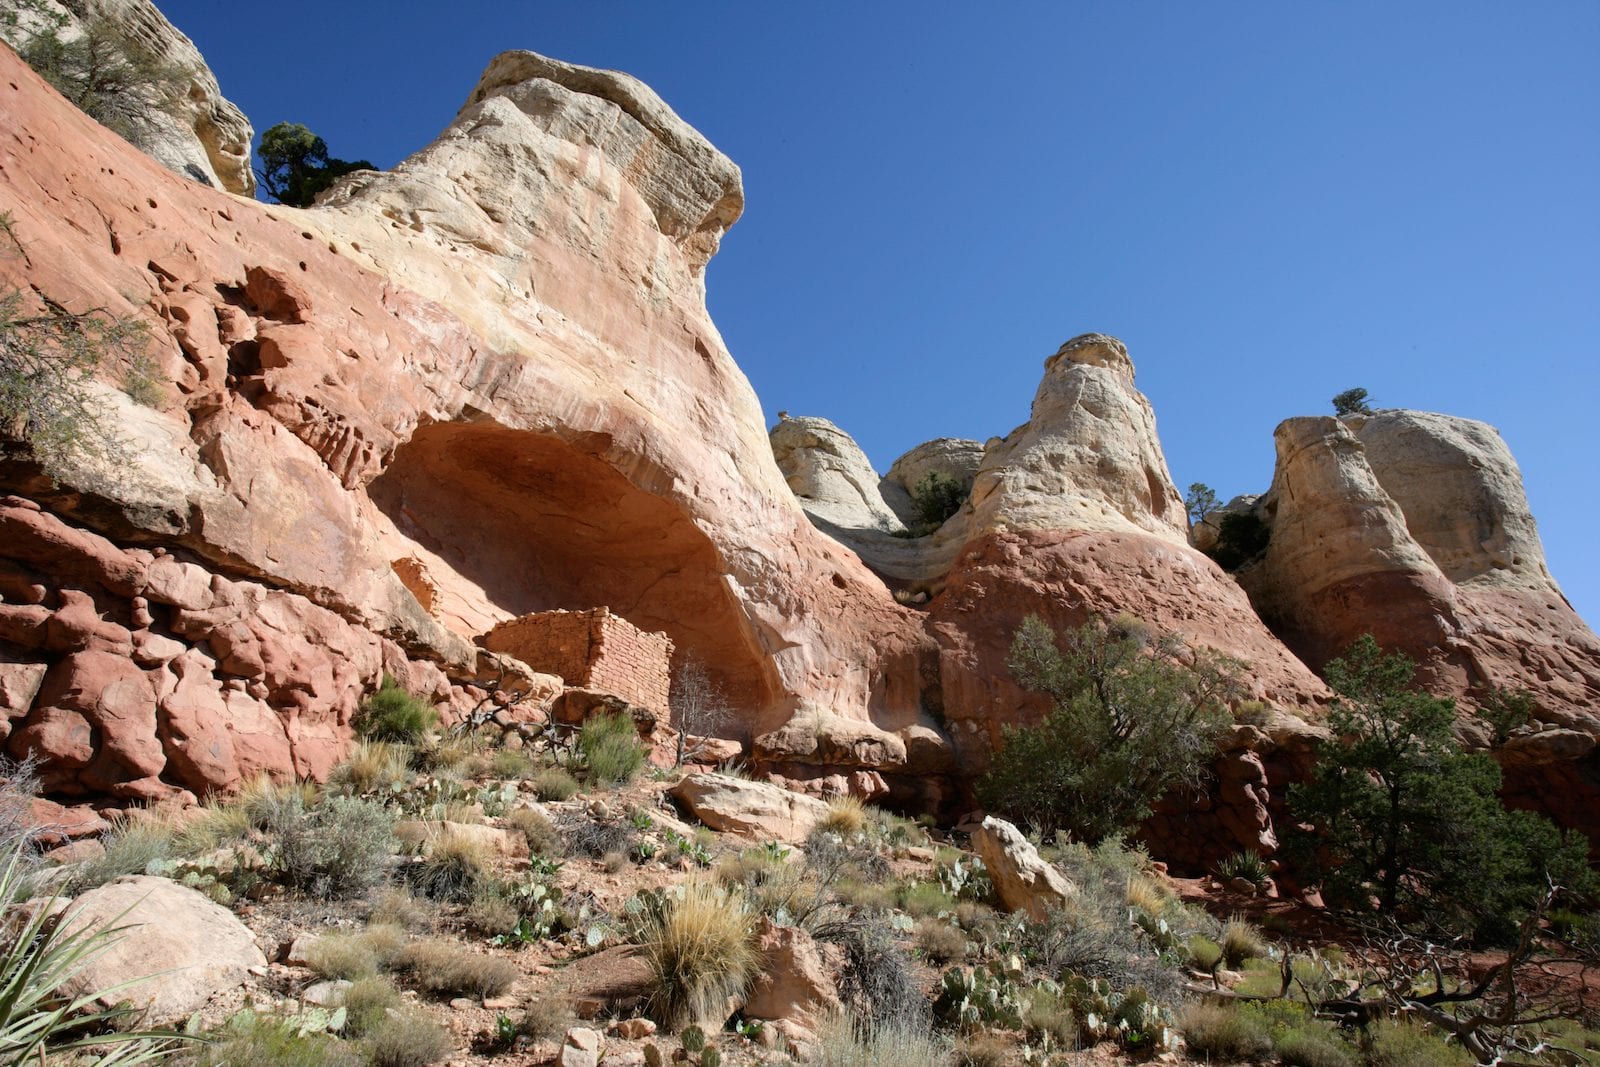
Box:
821;795;867;835
362;1007;454;1067
394;938;518;998
639;880;758;1029
328;741;412;795
1221;913;1268;969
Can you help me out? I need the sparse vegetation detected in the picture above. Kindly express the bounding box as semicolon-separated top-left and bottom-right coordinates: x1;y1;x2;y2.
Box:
577;710;646;785
271;793;398;899
3;1;193;143
669;658;734;766
637;881;758;1029
909;470;967;532
355;676;438;745
1;213;158;471
393;938;518;998
1331;386;1373;416
361;1007;453;1067
979;613;1238;842
531;766;580;801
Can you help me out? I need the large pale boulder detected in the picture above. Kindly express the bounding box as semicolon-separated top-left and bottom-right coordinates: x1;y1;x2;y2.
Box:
0;0;254;194
770;416;906;535
971;816;1076;920
59;875;266;1023
670;773;831;842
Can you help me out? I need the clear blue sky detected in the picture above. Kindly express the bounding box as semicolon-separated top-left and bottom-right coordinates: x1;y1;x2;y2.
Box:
162;1;1599;626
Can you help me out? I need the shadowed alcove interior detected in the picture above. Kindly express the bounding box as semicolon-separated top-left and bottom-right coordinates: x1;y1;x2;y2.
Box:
367;420;775;717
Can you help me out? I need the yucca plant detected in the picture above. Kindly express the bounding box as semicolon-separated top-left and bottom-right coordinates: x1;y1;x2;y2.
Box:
0;840;195;1063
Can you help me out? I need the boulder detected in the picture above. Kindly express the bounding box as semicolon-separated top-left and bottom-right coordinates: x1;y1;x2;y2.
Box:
770;416;906;535
669;773;831;843
743;918;841;1027
971;816;1076;920
59;875;267;1023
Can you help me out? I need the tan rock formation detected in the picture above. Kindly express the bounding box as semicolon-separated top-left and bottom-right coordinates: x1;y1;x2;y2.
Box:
0;0;254;194
0;42;946;797
59;874;267;1023
669;773;831;842
1246;412;1600;723
770;416;906;535
971;815;1076;920
880;437;985;526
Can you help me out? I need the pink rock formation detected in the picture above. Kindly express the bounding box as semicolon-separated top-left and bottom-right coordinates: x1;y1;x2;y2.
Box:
0;43;939;798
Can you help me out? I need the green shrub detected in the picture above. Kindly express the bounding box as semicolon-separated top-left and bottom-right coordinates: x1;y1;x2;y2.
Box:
898;881;956;918
1215;849;1271;889
578;712;645;786
1287;635;1594;940
531;767;580;801
1365;1018;1473;1067
1187;935;1223;973
1180;1002;1272;1061
489;748;535;778
1207;512;1271;570
978;614;1236;843
356;677;438;744
909;471;967;531
1331;387;1372;416
271;794;397;899
1276;1024;1358;1067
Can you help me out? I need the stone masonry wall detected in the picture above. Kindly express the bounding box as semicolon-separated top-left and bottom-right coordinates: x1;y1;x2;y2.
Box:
481;608;672;717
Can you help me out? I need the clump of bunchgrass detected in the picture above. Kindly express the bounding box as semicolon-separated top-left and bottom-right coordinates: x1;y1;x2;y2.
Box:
361;1007;453;1067
505;806;562;856
406;827;489;903
914;919;967;963
328;740;412;796
578;712;645;786
356;676;438;744
821;795;867;836
1220;914;1268;969
393;938;518;998
1180;1001;1272;1061
531;767;580;802
638;881;757;1029
340;975;403;1037
815;1011;947;1066
65;813;178;891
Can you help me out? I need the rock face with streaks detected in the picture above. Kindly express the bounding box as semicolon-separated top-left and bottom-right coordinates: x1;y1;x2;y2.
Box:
1244;411;1600;722
1240;410;1600;841
0;0;254;193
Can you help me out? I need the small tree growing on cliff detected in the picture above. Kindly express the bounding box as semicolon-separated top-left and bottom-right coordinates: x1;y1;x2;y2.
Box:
1184;482;1219;526
669;658;733;767
1331;386;1373;416
978;614;1239;844
257;122;375;207
1286;635;1591;942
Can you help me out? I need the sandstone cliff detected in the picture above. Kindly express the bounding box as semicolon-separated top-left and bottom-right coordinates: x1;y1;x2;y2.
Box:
0;0;254;194
0;42;945;803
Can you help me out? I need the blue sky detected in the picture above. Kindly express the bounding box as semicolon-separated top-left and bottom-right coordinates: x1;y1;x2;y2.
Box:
163;1;1599;625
